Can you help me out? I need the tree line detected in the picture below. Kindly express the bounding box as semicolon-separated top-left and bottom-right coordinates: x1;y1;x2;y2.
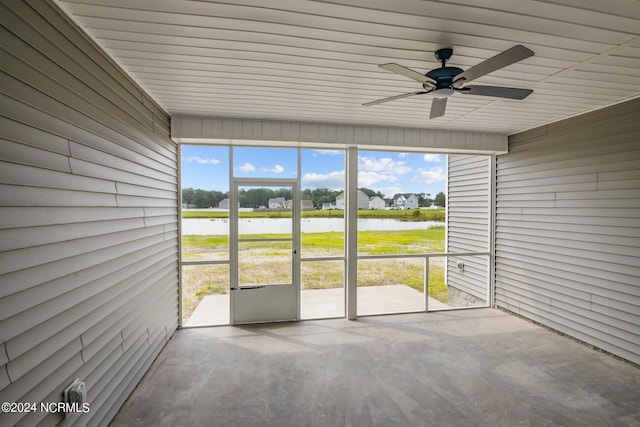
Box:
182;187;445;209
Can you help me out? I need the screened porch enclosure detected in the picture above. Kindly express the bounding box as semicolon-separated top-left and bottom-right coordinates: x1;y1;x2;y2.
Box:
180;146;492;326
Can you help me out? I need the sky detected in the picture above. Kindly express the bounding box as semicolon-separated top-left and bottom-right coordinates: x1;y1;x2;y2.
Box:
181;146;446;198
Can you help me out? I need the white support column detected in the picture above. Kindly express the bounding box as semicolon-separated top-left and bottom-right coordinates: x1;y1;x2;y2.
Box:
294;149;301;320
229;146;237;324
345;147;358;320
489;155;497;307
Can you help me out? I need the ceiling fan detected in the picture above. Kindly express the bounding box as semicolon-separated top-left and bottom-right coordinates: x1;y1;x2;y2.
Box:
363;45;535;119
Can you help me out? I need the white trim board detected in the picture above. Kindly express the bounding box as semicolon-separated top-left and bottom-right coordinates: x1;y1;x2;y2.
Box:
171;116;508;155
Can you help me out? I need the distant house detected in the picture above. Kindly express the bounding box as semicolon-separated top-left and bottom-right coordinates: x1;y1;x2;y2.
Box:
284;199;314;210
335;190;369;210
268;197;286;209
368;196;386;210
322;202;337;210
393;193;419;210
218;198;229;209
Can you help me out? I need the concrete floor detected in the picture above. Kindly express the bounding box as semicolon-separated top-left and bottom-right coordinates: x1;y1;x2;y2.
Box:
112;309;640;426
186;285;452;326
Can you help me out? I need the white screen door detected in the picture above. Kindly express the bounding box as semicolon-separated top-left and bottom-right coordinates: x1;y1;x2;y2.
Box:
230;179;300;324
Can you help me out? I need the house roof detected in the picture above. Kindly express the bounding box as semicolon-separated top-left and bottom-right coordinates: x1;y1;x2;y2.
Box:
56;1;640;135
393;193;416;200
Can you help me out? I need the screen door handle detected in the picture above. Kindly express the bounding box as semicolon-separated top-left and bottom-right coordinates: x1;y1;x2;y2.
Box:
231;285;266;291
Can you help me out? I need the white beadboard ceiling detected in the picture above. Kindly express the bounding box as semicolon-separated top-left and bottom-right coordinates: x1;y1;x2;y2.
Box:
55;0;640;135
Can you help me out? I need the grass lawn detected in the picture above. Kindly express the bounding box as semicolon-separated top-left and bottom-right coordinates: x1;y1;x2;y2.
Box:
181;228;449;321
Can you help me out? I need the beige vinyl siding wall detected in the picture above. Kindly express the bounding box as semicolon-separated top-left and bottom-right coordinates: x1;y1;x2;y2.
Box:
446;155;490;304
0;1;178;426
495;98;640;365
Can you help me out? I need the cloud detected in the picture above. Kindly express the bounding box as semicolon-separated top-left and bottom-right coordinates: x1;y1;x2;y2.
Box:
423;154;443;162
411;167;446;184
358;156;411;175
238;162;255;172
183;156;220;165
269;164;284;174
302;170;345;189
313;149;343;156
398;153;409;158
358;171;398;187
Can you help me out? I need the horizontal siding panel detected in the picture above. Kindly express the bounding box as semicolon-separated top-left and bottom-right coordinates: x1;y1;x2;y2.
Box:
85;334;150;426
26;0;143;105
0;3;177;426
1;20;153;131
0;139;71;172
499;302;640;366
0;224;166;276
496;268;594;303
508;109;640;147
0;76;175;165
496;99;640;364
498;134;640;174
0;338;83;411
497;230;639;258
0;233;172;300
0;239;174;311
69;141;175;183
144;214;178;227
115;182;176;199
496;224;640;246
555;198;640;210
5;0;151;122
6;324;86;383
0;93;175;169
0;250;176;352
0;366;10;391
88;329;167;427
0;27;173;156
80;270;176;351
0;184;118;208
116;194;178;208
0;343;7;366
0;159;116;194
591;300;640;325
549;299;640;338
0;206;145;229
0;116;69;155
447;155;490;303
81;334;125;398
496;212;639;228
81;285;173;397
497;256;639;301
520;206;640;218
496;182;597;195
0;217;146;252
69;158;176;191
496;244;639;286
498;172;598;189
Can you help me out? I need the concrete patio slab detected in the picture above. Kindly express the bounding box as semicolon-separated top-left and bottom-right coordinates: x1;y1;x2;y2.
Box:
186;285;453;326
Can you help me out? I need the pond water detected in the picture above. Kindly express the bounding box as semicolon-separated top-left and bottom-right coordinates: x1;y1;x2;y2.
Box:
182;218;445;235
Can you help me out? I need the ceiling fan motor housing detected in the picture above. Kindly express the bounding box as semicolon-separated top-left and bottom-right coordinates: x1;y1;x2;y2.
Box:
425;47;463;96
425;66;464;96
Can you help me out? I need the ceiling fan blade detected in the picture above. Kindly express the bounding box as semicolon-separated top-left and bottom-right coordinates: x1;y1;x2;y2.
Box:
430;97;447;119
379;63;436;85
363;90;430;106
455;45;534;85
461;85;533;99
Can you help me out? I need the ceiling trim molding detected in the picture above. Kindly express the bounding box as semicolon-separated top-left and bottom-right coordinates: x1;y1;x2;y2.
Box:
171;116;508;154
